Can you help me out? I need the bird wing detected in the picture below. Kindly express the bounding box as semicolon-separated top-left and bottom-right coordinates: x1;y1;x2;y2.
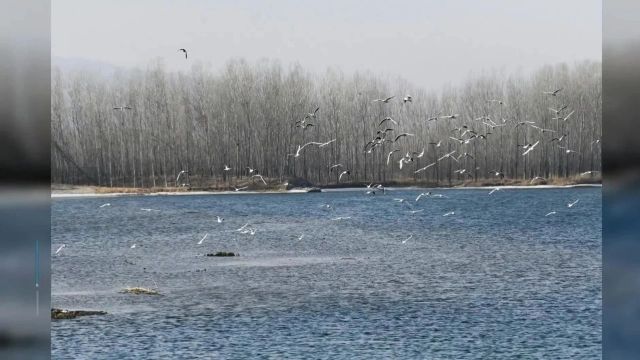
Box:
319;139;336;147
385;96;395;102
300;142;322;150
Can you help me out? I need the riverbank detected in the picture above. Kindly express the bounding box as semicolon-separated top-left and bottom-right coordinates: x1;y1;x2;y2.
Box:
51;176;601;198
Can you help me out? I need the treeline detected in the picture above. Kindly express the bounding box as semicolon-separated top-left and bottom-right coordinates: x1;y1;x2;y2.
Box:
51;59;601;188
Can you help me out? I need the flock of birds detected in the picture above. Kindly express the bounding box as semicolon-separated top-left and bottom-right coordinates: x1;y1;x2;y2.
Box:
65;49;595;254
53;181;584;255
108;49;601;190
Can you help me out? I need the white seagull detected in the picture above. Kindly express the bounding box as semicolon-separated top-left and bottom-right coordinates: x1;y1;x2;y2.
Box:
99;203;111;208
522;141;540;156
338;170;351;182
252;174;267;185
567;199;580;208
176;170;189;185
55;244;66;255
543;88;563;96
236;223;249;232
415;162;437;173
197;233;208;245
372;96;395;103
387;149;400;165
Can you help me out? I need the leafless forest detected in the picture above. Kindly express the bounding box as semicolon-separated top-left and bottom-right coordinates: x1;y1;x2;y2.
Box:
51;59;601;188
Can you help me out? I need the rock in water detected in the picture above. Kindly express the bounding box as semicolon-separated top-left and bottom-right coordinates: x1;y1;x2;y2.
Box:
51;308;107;320
120;287;161;295
206;251;237;257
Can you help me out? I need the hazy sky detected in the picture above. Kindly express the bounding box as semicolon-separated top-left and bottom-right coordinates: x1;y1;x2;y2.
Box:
52;0;601;89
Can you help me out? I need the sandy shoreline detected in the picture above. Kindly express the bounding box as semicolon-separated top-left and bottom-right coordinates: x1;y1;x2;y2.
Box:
50;183;601;198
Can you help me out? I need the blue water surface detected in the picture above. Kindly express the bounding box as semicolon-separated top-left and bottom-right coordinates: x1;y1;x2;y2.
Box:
51;187;601;359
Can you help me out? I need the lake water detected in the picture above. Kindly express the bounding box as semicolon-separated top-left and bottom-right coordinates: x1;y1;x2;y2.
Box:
51;187;601;359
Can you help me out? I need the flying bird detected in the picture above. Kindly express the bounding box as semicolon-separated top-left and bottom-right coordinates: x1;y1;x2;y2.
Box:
522;141;540;156
338;170;351;182
415;162;437;173
530;176;546;184
543;88;563;96
488;187;500;195
416;192;431;202
99;203;111;208
490;170;505;178
558;110;575;122
387;149;400;165
442;211;455;217
197;233;208;245
411;148;425;158
558;146;579;154
318;139;337;147
545;211;557;217
223;165;232;171
234;186;248;192
216;216;224;223
394;133;415;142
438;151;458;163
178;48;188;59
113;106;132;111
402;235;413;244
530;125;556;133
304;106;320;120
288;142;323;158
55;244;66;255
236;223;250;232
252;174;267;185
549;105;568;114
373;96;395;103
567;199;580;208
176;170;189;185
329;164;343;172
403;95;413;103
378;117;398;127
